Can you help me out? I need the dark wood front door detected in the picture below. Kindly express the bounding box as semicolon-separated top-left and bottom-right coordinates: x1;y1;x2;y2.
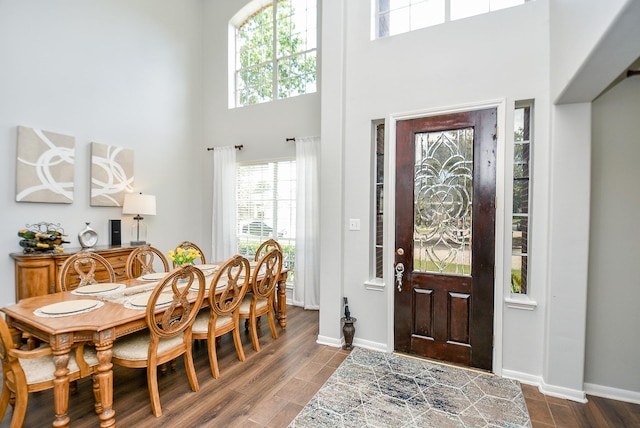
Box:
394;109;496;371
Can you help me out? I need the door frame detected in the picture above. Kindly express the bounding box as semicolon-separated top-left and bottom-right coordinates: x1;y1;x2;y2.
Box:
384;99;507;375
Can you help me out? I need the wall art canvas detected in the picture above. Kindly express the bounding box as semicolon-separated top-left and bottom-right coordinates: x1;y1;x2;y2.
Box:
16;126;75;203
90;142;134;206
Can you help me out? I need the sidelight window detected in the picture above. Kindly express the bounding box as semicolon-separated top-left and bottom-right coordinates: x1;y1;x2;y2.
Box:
511;100;533;294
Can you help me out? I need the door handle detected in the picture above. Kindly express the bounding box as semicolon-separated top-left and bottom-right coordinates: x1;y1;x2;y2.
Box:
395;262;405;292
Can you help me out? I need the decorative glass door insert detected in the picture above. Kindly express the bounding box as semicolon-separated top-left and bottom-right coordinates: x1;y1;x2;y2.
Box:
414;128;473;275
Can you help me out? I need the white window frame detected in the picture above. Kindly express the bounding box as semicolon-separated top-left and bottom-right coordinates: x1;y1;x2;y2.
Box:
230;0;318;108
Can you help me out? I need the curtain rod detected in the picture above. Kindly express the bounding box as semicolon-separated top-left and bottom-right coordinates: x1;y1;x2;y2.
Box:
286;137;296;142
206;145;243;151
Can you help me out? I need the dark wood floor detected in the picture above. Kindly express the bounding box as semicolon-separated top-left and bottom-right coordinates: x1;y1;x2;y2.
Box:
2;306;639;427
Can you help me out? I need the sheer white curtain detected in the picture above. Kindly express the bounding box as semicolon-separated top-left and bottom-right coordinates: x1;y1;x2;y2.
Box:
211;146;237;261
293;136;320;309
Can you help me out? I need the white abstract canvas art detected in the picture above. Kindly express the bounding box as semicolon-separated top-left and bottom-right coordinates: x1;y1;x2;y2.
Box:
90;142;134;207
16;126;75;203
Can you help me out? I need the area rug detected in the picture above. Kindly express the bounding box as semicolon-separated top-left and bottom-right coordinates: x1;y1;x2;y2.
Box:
289;347;531;428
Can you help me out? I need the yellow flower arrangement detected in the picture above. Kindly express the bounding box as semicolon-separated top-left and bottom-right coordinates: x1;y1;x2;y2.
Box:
168;247;201;266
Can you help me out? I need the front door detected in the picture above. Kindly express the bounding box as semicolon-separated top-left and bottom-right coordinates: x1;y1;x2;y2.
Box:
394;109;496;371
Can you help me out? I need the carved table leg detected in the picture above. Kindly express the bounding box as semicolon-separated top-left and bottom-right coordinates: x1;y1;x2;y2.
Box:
51;338;72;428
52;354;70;428
276;271;287;328
95;331;116;428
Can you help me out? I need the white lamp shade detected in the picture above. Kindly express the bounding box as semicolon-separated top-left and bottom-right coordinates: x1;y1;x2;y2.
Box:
122;193;156;216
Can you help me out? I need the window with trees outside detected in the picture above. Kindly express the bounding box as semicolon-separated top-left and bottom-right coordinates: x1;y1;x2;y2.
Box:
373;121;385;280
374;0;532;39
236;161;296;284
231;0;317;107
511;100;533;294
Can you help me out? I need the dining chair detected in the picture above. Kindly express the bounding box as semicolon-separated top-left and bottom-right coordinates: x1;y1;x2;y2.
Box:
173;241;206;266
125;244;170;279
192;255;250;378
57;250;116;292
239;248;283;352
253;239;283;317
254;239;282;262
110;264;206;417
0;315;100;428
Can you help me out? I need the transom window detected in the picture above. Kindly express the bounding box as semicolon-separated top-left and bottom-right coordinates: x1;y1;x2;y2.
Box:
231;0;317;108
374;0;532;39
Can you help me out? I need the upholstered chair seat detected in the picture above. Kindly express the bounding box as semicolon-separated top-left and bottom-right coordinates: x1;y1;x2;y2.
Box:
111;332;185;362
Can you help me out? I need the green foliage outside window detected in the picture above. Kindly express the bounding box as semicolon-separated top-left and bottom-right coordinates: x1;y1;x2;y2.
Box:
235;0;317;106
238;240;296;283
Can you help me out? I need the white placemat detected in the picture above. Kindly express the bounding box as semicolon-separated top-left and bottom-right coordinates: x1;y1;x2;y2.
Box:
123;292;173;310
138;272;167;281
71;283;126;296
34;300;104;318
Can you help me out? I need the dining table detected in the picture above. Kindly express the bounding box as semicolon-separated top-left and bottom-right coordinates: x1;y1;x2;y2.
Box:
1;264;288;428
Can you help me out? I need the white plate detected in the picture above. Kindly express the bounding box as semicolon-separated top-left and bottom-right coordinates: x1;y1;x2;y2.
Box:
75;283;122;294
196;264;219;272
39;300;98;315
249;261;259;268
139;272;167;281
129;293;173;308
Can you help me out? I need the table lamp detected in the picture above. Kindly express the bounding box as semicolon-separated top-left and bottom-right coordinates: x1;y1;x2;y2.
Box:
122;192;156;245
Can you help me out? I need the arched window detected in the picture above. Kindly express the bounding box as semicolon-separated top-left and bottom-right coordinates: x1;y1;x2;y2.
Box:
231;0;317;108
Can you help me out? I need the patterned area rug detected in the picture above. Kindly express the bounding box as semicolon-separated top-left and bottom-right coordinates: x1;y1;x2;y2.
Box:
290;347;531;428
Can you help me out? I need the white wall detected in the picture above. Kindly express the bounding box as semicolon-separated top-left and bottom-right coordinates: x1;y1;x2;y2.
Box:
0;0;204;306
319;0;552;378
549;0;631;102
587;75;640;400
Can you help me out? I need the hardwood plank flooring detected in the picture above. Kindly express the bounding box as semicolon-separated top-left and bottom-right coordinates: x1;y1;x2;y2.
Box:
522;383;640;427
1;306;638;427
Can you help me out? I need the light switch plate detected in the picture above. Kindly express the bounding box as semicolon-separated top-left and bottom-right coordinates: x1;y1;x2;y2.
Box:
349;219;360;231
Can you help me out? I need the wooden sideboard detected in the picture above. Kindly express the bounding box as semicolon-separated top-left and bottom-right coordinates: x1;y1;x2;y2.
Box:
10;245;140;301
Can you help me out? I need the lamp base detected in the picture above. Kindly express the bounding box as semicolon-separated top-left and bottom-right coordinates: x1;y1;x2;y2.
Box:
130;217;147;246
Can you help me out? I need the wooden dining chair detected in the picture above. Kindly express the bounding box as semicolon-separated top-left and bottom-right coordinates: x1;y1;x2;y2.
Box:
57;250;116;292
0;316;100;428
125;244;170;279
239;248;283;352
253;239;283;316
110;264;206;417
173;241;206;267
192;255;250;378
254;239;282;262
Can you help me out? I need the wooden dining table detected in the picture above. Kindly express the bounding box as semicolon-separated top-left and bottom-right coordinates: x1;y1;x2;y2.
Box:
1;266;288;428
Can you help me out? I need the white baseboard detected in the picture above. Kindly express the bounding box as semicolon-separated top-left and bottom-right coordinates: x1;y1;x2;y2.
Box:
316;334;342;348
502;369;587;403
539;379;587;402
584;382;640;405
502;369;543;386
316;335;388;353
352;338;388;353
